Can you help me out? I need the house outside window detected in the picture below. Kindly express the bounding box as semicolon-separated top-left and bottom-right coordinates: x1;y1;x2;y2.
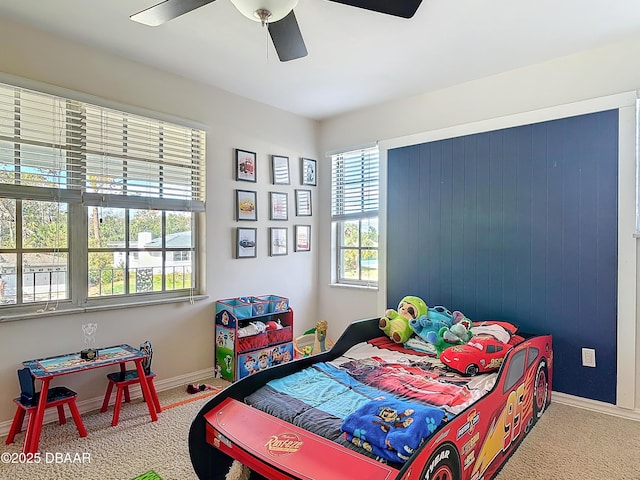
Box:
331;146;379;287
0;82;205;315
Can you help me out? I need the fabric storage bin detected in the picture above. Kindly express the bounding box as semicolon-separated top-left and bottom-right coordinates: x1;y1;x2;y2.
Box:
257;295;289;314
237;342;294;380
247;296;270;316
238;332;268;352
267;326;293;345
215;298;252;319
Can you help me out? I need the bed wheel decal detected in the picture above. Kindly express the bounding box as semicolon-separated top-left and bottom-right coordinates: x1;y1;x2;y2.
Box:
533;359;548;420
421;443;461;480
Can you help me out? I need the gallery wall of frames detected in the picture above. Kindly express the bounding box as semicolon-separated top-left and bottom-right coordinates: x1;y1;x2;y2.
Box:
234;149;314;259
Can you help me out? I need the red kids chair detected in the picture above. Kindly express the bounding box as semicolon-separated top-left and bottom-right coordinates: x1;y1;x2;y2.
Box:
5;368;87;447
100;340;161;426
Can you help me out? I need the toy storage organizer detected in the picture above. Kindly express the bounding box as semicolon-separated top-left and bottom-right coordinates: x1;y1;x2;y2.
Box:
215;296;293;382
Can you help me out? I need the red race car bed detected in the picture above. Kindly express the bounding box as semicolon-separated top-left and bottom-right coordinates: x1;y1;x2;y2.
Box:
189;317;552;480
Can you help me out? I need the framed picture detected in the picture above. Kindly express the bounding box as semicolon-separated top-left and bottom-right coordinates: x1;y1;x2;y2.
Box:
271;155;290;185
269;227;288;256
295;189;312;216
301;157;316;186
236;227;257;258
236;189;257;221
270;192;288;220
235;148;256;182
295;225;311;252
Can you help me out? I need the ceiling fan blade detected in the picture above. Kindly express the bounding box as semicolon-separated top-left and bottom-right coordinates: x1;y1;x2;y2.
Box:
130;0;217;26
268;10;308;62
327;0;423;18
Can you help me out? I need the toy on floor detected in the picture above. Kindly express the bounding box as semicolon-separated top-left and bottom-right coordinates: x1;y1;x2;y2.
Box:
379;295;428;344
186;383;218;394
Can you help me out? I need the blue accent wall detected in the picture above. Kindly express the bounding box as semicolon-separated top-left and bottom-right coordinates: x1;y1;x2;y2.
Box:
387;110;618;403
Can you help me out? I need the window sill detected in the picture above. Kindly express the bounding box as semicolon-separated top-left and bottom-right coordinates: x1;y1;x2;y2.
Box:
0;294;209;323
329;283;378;292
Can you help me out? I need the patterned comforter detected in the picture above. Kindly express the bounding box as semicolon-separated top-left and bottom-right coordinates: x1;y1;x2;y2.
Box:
244;338;499;466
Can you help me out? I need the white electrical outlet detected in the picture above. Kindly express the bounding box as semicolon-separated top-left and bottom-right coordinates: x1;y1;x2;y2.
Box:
582;348;596;367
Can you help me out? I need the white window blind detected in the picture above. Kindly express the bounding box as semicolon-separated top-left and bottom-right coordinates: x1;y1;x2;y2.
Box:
0;82;205;211
331;146;379;220
0;86;83;202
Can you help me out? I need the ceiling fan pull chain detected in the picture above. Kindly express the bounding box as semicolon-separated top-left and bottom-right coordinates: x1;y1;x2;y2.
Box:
265;21;270;63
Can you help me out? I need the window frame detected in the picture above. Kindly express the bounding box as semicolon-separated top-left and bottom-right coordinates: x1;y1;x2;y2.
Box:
0;198;70;307
86;207;197;299
334;217;379;286
0;80;206;320
330;146;379;288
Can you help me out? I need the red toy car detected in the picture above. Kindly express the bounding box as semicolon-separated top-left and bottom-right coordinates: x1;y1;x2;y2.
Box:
440;335;508;375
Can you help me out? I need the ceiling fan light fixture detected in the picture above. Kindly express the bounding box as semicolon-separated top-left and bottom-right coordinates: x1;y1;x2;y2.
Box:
230;0;299;24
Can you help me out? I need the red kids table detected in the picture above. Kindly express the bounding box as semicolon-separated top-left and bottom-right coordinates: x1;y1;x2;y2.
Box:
20;344;159;453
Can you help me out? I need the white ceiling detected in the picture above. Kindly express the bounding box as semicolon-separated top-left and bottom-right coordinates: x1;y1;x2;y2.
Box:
1;0;640;120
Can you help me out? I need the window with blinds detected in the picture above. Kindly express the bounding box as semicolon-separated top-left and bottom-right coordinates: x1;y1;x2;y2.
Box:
331;147;379;220
82;104;205;210
331;146;379;287
0;81;206;315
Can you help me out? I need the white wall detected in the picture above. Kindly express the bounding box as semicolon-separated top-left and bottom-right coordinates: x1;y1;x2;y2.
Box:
318;36;640;411
0;17;320;426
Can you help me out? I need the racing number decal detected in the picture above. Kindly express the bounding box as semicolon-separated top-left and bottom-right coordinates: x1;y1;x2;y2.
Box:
471;381;526;478
503;383;525;450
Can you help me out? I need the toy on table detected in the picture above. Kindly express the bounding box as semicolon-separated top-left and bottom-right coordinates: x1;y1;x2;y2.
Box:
379;295;428;344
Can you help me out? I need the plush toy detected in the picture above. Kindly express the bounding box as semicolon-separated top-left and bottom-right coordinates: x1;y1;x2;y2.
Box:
409;306;454;343
452;310;471;326
426;322;472;357
427;306;454;324
265;320;282;331
379;296;428;343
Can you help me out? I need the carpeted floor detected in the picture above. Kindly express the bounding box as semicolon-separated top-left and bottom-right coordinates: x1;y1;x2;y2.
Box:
495;401;640;480
0;378;227;480
1;383;639;480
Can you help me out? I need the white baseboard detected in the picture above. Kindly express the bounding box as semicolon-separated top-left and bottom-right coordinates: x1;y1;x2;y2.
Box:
0;368;215;439
551;391;640;421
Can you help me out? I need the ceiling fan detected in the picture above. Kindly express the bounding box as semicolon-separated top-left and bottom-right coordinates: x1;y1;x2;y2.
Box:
130;0;423;62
